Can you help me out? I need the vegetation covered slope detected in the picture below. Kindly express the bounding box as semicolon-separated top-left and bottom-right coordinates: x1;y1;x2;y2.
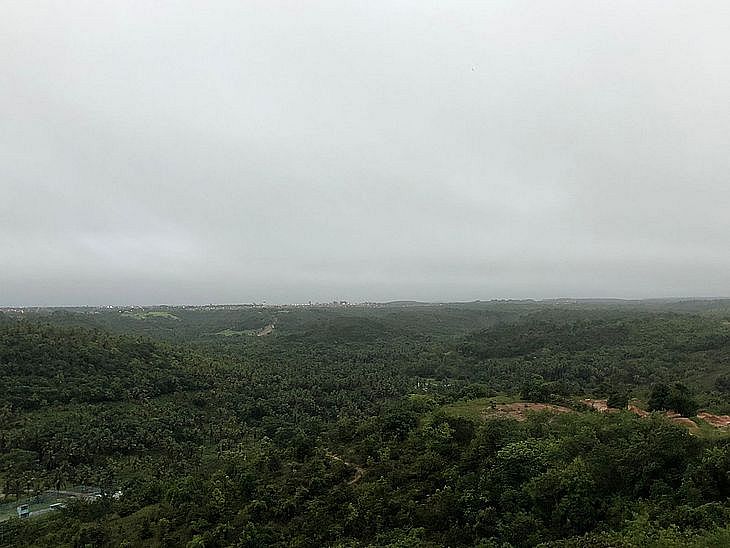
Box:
0;323;213;409
1;302;730;547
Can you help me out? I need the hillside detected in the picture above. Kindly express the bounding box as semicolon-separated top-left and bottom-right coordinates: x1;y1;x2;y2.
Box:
1;303;730;546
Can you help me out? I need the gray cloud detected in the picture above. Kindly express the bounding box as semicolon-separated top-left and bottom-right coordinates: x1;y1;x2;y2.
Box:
2;1;729;305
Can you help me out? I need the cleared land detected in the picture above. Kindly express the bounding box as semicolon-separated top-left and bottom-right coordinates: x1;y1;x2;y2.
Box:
215;322;275;337
445;396;730;436
120;311;180;320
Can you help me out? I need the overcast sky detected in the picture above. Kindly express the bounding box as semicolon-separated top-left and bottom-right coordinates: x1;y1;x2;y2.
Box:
2;1;729;306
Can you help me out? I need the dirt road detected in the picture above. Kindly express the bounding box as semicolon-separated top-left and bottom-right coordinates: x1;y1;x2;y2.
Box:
325;451;365;485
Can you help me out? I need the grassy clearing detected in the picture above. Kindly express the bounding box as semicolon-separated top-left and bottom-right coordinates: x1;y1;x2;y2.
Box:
443;395;521;421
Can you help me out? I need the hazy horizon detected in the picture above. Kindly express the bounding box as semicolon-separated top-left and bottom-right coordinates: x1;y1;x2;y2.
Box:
4;295;730;309
3;2;729;306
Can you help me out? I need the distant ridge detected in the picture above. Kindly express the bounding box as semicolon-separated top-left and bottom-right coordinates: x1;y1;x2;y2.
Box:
381;300;432;307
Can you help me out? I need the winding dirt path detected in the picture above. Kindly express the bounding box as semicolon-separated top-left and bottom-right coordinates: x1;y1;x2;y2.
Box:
325;451;365;485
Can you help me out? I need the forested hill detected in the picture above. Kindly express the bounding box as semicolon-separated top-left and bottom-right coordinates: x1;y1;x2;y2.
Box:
455;314;730;404
0;323;213;410
2;304;730;547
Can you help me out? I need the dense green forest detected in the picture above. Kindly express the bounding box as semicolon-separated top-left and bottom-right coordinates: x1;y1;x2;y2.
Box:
2;300;730;546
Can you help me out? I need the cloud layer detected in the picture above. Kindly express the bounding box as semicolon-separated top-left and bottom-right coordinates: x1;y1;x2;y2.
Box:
2;1;729;305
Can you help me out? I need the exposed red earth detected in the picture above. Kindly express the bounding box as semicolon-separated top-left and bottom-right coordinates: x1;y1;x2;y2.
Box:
664;412;700;431
582;399;616;413
697;412;730;428
484;399;730;434
628;404;649;417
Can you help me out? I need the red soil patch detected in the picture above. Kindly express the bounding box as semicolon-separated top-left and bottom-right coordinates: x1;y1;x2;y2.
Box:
697;412;730;428
628;405;699;430
487;402;572;421
664;412;699;430
628;404;649;417
582;399;620;413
